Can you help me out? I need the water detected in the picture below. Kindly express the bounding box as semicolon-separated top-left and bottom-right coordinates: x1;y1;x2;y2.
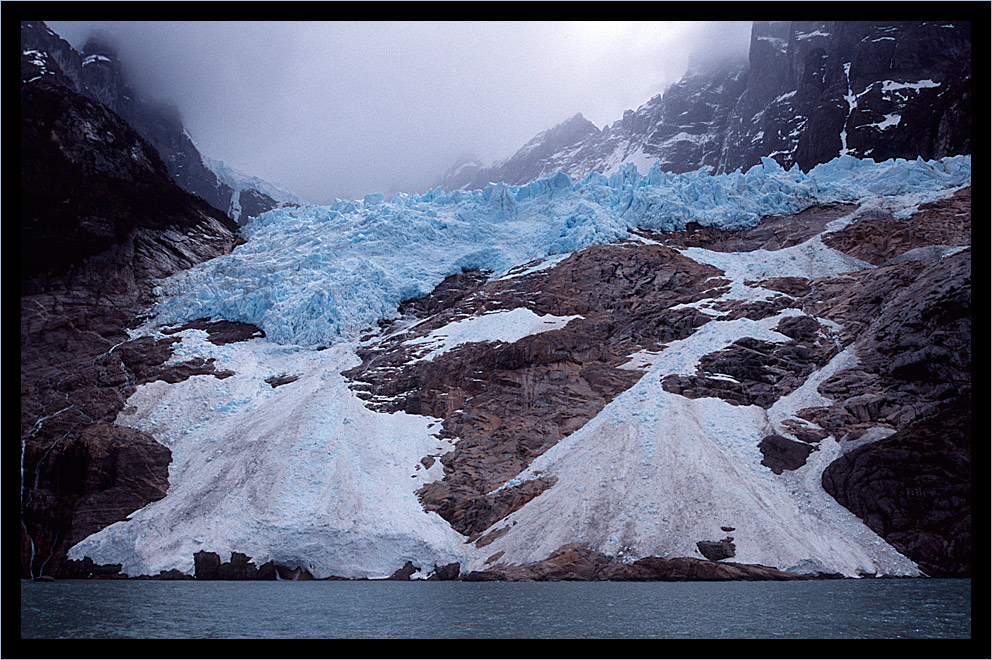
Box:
21;579;970;639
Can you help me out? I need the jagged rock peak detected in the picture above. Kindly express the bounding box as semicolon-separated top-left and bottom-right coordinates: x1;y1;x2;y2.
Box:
21;20;303;225
519;112;600;152
440;20;970;190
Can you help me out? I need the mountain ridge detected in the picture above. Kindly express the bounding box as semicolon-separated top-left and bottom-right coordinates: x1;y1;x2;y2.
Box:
438;20;971;191
21;20;305;225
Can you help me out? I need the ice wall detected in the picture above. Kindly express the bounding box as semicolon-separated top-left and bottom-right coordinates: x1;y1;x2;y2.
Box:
153;155;970;347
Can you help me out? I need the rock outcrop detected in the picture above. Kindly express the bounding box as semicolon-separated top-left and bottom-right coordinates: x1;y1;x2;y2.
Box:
697;537;737;561
462;544;804;581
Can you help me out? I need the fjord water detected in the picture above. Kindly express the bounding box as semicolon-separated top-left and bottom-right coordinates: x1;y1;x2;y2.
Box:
22;579;970;638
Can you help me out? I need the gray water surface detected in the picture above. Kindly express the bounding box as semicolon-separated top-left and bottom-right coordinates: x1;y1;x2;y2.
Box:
21;578;971;639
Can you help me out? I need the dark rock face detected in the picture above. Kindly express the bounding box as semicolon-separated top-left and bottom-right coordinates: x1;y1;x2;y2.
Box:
21;21;235;215
813;253;971;577
218;552;259;580
439;21;970;190
21;21;291;223
799;248;971;441
19;52;243;579
20;83;237;281
726;20;971;172
821;395;971;577
150;568;195;580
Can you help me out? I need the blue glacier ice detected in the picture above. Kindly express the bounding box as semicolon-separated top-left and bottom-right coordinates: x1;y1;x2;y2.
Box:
154;155;971;347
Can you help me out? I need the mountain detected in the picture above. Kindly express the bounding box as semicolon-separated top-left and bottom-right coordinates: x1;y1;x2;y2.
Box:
20;19;971;582
20;21;305;225
62;155;971;580
439;20;971;191
19;26;249;579
202;156;308;224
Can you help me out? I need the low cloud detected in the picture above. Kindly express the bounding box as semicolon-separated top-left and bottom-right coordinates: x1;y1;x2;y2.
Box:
47;21;753;204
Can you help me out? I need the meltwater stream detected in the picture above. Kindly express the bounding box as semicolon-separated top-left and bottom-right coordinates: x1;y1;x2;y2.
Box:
22;579;970;639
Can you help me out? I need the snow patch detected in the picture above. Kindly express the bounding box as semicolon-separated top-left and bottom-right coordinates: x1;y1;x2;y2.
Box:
82;54;112;67
403;308;581;363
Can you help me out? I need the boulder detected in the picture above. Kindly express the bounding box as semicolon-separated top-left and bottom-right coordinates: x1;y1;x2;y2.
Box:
385;561;420;581
193;551;221;580
696;537;737;561
427;563;461;581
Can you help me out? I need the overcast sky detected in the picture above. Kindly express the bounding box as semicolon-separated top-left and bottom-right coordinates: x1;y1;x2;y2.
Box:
48;21;752;204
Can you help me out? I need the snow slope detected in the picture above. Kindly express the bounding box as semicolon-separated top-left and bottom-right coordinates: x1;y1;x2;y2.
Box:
462;238;916;577
69;331;468;578
154;155;970;348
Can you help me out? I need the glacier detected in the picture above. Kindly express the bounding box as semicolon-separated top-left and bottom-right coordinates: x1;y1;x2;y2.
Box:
153;155;971;348
67;154;970;578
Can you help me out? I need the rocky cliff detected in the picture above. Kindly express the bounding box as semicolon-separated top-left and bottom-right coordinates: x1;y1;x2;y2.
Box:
19;64;246;578
439;20;971;190
21;21;301;225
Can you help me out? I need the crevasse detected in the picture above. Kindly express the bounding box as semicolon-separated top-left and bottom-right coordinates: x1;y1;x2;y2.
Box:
153;155;971;347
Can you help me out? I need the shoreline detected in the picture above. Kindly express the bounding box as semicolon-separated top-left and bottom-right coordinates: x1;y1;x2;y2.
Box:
29;547;945;583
